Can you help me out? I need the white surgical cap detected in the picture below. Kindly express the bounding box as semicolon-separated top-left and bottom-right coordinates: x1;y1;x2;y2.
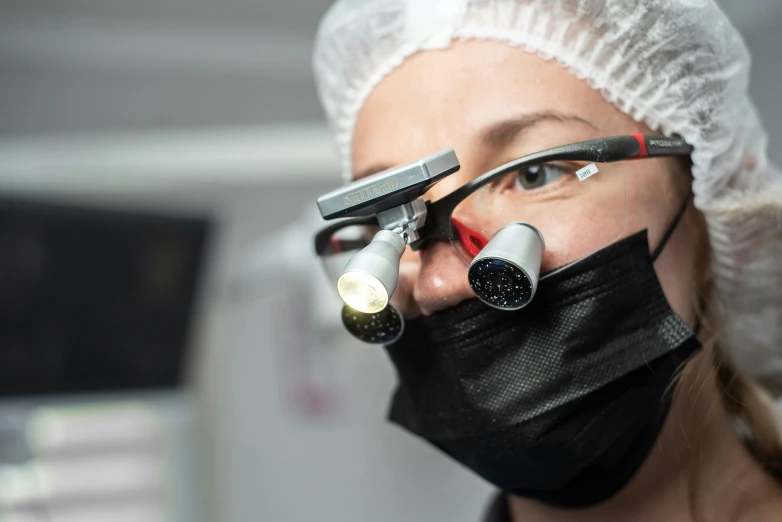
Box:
312;0;782;385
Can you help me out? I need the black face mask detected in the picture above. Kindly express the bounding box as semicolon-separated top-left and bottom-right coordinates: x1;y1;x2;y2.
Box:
382;224;701;508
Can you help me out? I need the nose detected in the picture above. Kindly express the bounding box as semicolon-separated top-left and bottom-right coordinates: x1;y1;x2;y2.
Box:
392;175;487;317
412;239;476;315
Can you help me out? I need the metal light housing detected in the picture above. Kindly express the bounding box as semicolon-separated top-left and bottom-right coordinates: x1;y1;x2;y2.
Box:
467;222;545;310
337;229;406;313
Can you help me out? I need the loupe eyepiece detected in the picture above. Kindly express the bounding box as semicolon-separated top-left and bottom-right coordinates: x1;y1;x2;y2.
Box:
468;222;545;310
337;229;406;313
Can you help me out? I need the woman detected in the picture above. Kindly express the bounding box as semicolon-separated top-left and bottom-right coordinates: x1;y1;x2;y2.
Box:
312;1;782;520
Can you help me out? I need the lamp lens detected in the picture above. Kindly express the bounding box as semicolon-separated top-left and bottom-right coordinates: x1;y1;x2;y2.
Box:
337;270;389;313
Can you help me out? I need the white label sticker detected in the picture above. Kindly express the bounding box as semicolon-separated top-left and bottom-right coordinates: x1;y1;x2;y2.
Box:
576;163;599;181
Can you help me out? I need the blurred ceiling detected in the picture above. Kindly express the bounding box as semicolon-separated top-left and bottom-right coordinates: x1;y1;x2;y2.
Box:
0;0;331;136
0;0;780;137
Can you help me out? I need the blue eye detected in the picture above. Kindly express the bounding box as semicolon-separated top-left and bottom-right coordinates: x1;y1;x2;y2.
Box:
515;164;567;190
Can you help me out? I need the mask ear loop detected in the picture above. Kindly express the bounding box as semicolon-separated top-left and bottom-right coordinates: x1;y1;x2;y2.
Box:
650;192;701;336
650;192;693;263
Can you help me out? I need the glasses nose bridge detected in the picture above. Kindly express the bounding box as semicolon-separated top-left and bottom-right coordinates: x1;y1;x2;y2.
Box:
416;165;490;259
421;167;482;232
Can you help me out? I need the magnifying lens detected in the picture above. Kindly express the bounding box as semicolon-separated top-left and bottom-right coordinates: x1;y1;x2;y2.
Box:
466;223;545;310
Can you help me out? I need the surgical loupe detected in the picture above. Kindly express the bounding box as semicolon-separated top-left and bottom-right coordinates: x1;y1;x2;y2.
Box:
316;146;548;314
315;134;694;322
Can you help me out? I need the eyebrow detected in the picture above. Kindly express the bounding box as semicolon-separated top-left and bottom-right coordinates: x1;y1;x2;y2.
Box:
352;111;596;180
481;111;596;149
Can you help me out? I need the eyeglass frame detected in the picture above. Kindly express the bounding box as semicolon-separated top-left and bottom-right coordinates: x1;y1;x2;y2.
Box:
314;134;693;257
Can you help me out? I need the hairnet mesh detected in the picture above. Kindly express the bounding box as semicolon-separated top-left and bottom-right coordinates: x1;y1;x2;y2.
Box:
312;0;782;384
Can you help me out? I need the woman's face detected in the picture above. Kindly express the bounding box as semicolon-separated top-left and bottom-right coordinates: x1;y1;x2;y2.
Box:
352;40;700;325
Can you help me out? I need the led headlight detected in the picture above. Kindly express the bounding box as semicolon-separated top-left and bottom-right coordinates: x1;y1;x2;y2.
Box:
337;229;406;313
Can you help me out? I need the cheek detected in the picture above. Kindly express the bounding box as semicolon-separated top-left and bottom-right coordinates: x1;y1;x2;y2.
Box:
624;166;698;327
651;212;700;328
536;205;628;271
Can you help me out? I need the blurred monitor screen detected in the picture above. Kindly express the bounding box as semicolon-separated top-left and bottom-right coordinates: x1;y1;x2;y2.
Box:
0;194;211;397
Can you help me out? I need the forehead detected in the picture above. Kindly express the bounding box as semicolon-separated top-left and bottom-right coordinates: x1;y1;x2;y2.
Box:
352;39;637;172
